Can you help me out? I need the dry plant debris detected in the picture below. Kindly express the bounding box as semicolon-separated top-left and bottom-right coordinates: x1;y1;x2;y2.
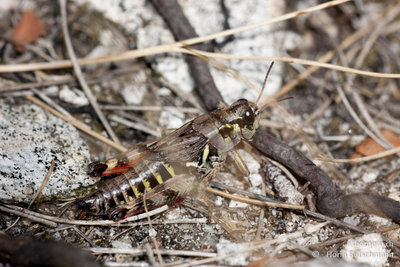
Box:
351;129;400;162
11;11;46;52
0;0;400;266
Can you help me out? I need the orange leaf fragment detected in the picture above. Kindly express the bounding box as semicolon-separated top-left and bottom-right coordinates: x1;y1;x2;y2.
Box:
11;11;46;52
350;129;400;164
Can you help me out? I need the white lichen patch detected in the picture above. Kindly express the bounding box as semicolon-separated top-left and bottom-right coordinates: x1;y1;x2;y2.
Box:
268;163;304;205
154;57;193;94
59;85;89;106
343;215;360;226
111;238;132;249
228;199;249;208
158;109;185;130
217;238;250;266
0;100;95;202
361;169;379;183
341;234;391;266
368;215;392;226
120;69;148;105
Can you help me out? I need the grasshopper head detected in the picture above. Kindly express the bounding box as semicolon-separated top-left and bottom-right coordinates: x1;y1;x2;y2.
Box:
226;98;259;141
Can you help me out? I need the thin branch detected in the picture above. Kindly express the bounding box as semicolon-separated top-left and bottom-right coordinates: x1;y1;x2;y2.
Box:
179;48;400;79
88;247;216;258
333;72;389;149
101;105;201;114
0;204;170;226
0;0;353;74
143;194;164;264
26;95;126;152
31;88;76;121
59;0;120;144
206;187;304;210
0;205;58;228
317;145;400;164
28;159;55;208
109;114;161;137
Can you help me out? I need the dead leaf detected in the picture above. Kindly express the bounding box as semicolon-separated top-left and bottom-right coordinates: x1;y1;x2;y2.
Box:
11;11;46;52
350;129;400;164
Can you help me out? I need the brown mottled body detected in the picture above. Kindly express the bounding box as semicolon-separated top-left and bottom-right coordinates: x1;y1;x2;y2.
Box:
79;99;261;220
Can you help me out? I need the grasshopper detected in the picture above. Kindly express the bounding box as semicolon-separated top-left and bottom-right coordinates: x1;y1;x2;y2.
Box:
77;65;275;221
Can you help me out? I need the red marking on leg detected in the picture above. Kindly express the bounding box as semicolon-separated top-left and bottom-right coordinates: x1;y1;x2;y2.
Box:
102;151;150;176
168;197;186;209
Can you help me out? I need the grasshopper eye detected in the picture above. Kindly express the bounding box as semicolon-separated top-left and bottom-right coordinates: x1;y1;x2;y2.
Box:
243;109;255;126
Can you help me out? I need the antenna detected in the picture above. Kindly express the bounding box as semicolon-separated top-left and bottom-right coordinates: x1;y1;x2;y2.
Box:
259;96;293;112
255;61;275;106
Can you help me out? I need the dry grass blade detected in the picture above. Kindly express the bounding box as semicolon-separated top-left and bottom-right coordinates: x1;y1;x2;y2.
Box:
59;0;120;144
88;248;216;258
101;105;201;114
206;187;304;210
5;159;56;231
172;224;327;267
317;146;400;164
26;95;126;152
179;48;400;79
109;114;161;137
268;158;299;188
143;194;164;264
0;0;350;74
274;4;393;99
333;72;389;149
28;159;55;208
0;205;58;228
0;203;169;226
32;88;76;120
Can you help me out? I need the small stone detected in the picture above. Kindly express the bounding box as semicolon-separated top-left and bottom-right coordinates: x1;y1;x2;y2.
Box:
59;85;89;106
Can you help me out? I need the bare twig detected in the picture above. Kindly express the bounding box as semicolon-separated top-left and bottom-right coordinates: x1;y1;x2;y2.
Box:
145;244;157;266
73;226;96;247
59;0;119;144
0;205;57;228
317;145;400;164
28;159;55;208
88;247;216;258
333;71;391;149
143;194;164;265
101;105;200;114
26;95;126;152
109;114;161;137
0;204;168;226
0;0;353;75
206;187;304;210
179;48;400;79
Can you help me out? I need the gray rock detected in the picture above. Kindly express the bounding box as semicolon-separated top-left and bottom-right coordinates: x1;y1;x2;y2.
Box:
0;99;96;203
